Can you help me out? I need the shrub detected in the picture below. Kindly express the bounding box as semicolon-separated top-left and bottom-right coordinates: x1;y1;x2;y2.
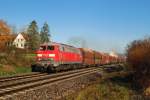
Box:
73;80;131;100
126;37;150;88
0;46;35;67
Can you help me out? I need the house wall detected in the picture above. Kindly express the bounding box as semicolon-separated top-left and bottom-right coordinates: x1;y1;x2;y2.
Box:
13;34;26;49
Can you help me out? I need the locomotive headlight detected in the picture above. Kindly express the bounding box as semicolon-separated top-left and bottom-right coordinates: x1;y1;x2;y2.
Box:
49;54;55;57
37;54;42;57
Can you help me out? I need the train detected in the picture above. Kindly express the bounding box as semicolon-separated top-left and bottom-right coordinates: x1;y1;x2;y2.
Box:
31;42;125;73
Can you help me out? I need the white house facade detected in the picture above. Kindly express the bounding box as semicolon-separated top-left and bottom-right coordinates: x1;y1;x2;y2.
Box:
13;33;26;49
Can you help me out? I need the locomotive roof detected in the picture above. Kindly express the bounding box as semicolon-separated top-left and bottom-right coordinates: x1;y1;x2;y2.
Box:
41;42;77;48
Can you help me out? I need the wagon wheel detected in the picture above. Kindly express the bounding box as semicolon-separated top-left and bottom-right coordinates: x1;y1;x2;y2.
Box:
31;65;36;72
31;64;39;72
40;67;46;73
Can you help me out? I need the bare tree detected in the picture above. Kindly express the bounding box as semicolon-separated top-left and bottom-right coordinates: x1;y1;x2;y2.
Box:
67;36;87;48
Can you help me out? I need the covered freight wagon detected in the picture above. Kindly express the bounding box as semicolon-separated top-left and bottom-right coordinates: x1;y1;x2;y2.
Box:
79;48;95;66
93;51;102;66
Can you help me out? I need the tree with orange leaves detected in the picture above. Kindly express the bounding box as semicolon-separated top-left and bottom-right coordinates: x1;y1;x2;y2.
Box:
0;20;11;35
0;20;12;49
127;37;150;89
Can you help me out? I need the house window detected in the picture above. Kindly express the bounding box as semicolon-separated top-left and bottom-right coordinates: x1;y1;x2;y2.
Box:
18;39;19;42
21;44;24;47
16;44;18;47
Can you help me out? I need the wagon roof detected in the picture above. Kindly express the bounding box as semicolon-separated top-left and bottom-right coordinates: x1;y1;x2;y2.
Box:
79;48;94;53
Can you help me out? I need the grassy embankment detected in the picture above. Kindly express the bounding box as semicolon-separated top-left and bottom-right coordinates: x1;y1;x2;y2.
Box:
0;65;31;76
0;53;35;77
66;77;142;100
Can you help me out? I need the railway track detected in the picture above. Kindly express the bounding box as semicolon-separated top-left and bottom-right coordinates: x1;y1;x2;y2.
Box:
0;67;101;97
0;64;121;82
0;73;47;83
0;67;96;89
0;72;43;81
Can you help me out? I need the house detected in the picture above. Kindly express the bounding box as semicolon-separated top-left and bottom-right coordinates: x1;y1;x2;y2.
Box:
13;33;28;49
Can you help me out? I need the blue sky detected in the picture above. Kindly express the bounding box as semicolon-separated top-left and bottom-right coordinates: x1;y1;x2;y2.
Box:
0;0;150;53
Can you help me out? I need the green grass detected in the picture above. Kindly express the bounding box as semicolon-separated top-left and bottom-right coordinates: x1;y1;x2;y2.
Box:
66;78;137;100
25;54;36;58
0;66;31;77
14;66;31;73
0;52;34;77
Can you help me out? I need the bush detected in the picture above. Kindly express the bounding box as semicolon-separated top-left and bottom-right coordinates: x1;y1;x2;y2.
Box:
0;46;35;67
0;66;31;77
66;80;132;100
127;37;150;88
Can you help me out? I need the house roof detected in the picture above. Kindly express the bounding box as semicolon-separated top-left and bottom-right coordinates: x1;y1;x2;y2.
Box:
20;32;29;40
0;32;29;43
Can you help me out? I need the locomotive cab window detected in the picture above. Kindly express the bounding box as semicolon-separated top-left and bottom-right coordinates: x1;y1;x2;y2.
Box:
39;46;46;51
47;46;54;50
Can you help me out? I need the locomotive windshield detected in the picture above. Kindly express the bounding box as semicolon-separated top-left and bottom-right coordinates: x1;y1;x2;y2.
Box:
39;45;54;50
47;46;54;50
39;46;46;50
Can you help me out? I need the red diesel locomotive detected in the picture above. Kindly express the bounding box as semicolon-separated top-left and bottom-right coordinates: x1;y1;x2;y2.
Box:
31;42;125;73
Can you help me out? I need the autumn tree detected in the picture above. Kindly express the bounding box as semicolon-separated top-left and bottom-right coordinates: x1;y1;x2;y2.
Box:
127;37;150;88
0;20;11;35
27;20;41;50
40;22;50;43
0;20;13;49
